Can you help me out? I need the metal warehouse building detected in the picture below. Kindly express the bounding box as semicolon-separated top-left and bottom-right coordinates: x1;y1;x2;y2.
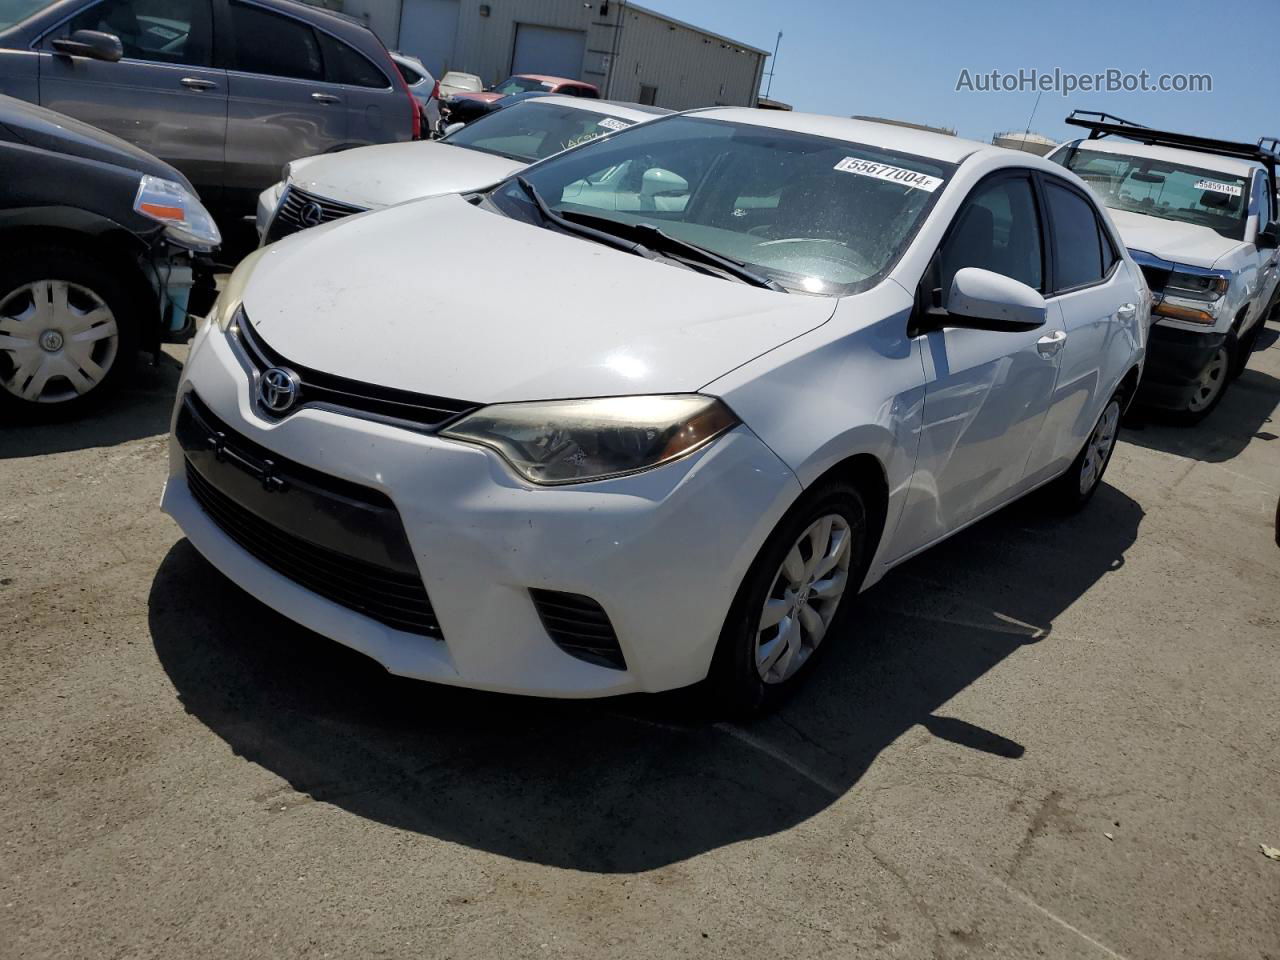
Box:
331;0;769;109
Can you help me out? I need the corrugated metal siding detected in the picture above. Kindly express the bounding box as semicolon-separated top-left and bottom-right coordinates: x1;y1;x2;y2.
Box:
341;0;765;107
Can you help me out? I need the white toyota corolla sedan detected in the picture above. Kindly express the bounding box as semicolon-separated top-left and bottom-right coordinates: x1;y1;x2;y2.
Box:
165;109;1148;715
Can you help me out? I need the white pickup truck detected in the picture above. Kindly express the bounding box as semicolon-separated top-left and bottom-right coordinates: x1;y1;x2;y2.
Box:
1049;112;1280;421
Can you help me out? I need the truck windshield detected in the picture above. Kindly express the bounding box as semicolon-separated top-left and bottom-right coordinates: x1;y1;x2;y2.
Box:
491;115;953;296
1055;147;1249;240
0;0;55;30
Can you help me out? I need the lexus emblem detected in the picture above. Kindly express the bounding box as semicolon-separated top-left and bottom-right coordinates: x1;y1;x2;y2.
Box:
298;201;324;227
259;366;301;414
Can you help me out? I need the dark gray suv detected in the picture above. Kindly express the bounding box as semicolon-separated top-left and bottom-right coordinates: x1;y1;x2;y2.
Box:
0;0;419;221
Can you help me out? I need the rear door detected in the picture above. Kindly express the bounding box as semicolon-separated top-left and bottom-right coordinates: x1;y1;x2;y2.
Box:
1251;170;1280;327
1024;178;1139;487
221;0;347;211
37;0;226;203
314;29;402;151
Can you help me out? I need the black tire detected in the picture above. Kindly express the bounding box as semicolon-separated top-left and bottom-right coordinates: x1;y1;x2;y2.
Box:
0;241;141;421
1171;334;1235;425
1233;320;1261;378
1045;387;1124;511
708;480;871;719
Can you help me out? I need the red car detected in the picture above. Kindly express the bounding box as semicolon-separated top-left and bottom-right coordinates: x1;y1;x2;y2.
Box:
441;74;600;127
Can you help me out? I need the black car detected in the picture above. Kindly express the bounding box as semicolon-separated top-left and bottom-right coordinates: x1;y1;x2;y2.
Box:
0;93;219;418
439;89;554;131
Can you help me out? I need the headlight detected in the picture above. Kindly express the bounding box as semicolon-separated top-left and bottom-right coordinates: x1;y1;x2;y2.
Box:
441;394;740;485
204;248;266;330
135;175;221;251
1166;271;1228;302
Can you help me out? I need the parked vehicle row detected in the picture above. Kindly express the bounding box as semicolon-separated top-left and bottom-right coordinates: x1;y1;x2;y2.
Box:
255;96;671;243
1050;111;1280;421
165;109;1149;714
439;72;600;131
0;0;419;225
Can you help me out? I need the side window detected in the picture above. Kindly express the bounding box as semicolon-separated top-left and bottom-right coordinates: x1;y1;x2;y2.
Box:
1098;220;1118;276
228;2;321;81
317;32;387;88
63;0;213;66
1045;181;1105;291
938;175;1043;300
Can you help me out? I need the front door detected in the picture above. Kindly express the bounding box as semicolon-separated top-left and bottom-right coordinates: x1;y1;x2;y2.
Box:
892;173;1064;559
37;0;226;203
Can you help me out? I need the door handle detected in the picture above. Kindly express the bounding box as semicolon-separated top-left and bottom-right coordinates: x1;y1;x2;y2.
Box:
1036;330;1067;357
180;77;217;90
1116;302;1137;321
311;92;341;104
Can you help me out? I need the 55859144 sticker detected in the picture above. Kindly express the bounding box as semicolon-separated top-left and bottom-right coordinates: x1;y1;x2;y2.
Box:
1193;178;1242;198
834;157;943;192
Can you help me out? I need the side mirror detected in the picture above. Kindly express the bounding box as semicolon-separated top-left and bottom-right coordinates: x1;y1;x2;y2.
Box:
442;121;465;138
1257;224;1278;249
640;167;688;197
52;29;123;62
915;267;1047;335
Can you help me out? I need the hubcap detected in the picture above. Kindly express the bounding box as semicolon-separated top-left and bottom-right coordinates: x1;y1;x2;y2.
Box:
1079;399;1121;495
755;513;852;685
0;280;118;404
1187;347;1228;413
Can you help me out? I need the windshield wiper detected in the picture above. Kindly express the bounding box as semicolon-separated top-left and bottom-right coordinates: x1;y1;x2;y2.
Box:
561;209;787;292
513;177;652;257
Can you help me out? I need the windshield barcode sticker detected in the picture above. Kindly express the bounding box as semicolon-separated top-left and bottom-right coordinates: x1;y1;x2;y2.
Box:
597;117;630;132
834;157;943;192
1194;179;1242;197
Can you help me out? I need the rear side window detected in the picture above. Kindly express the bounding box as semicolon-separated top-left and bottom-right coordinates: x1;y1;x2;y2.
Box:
577;86;598;99
939;175;1043;297
317;31;387;88
64;0;213;66
394;61;423;86
1045;181;1107;291
229;1;321;81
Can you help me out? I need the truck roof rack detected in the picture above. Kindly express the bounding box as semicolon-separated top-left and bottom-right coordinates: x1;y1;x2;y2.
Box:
1064;110;1280;202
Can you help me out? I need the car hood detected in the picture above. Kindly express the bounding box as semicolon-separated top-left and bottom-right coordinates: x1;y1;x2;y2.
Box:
286;141;524;210
0;95;190;189
1107;208;1245;270
241;194;838;403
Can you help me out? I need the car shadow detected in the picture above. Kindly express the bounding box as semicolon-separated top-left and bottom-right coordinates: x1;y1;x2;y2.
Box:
0;350;183;459
1123;352;1280;464
148;484;1143;873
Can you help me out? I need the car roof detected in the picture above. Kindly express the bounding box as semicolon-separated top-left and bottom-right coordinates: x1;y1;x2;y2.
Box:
688;108;991;164
515;95;668;124
1056;137;1262;178
517;74;594;87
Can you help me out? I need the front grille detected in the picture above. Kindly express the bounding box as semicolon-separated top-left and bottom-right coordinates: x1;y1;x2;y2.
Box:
1139;264;1170;296
178;394;441;638
529;589;626;670
233;313;479;430
265;185;366;244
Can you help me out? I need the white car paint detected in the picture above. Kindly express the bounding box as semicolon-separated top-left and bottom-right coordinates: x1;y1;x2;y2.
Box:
168;109;1147;699
254;96;663;241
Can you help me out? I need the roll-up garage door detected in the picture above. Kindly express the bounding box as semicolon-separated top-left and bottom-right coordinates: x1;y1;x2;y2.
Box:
510;24;586;79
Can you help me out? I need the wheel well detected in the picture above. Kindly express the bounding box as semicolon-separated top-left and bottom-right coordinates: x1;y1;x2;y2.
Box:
809;453;890;562
0;226;159;345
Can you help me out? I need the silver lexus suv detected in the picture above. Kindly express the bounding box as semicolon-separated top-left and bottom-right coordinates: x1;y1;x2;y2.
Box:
0;0;419;223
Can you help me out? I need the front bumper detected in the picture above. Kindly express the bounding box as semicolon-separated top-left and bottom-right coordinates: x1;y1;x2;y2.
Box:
1135;322;1227;410
255;182;284;242
161;324;802;697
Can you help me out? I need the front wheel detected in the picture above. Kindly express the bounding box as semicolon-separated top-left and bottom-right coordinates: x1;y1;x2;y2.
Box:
709;481;870;718
1176;337;1235;424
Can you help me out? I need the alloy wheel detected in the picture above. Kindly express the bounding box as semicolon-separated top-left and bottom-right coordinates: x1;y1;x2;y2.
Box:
0;280;119;404
755;513;852;684
1079;399;1121;496
1186;347;1229;414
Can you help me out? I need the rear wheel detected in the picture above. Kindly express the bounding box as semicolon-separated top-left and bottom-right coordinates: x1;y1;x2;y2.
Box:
1046;389;1123;511
709;481;870;718
0;244;140;420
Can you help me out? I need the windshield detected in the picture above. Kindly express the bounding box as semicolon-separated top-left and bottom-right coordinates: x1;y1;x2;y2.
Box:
447;102;635;163
0;0;54;30
1055;146;1250;240
490;115;953;296
492;76;548;95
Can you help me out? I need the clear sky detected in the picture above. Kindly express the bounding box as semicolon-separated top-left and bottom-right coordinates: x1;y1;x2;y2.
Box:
638;0;1279;145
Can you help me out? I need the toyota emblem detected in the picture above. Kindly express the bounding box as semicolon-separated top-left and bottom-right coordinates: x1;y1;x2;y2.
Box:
259;366;302;414
298;201;324;227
